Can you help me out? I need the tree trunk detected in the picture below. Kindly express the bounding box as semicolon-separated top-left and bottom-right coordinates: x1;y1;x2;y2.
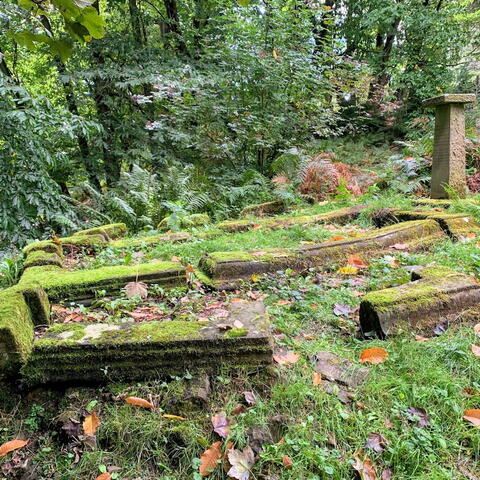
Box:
128;0;146;46
163;0;187;53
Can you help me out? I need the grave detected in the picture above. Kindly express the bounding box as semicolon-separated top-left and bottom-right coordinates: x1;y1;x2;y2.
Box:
422;93;476;199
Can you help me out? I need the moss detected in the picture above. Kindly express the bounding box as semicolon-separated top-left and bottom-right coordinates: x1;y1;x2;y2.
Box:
60;234;106;248
158;214;211;232
19;261;186;302
22;240;62;257
24;251;63;269
224;328;248;338
0;288;34;377
73;223;127;240
111;232;191;250
411;265;464;281
16;283;51;326
240;200;286;218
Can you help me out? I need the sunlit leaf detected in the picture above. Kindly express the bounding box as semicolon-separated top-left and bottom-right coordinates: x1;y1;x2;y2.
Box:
359;347;388;365
83;411;100;436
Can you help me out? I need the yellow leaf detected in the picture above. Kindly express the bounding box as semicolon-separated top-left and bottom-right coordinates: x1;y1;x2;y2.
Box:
359;347;388;365
83;411;101;436
125;396;154;409
251;274;260;282
162;414;187;421
337;266;359;275
0;439;28;457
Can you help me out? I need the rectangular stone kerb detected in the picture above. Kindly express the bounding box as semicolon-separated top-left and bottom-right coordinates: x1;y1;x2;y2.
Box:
423;93;476;199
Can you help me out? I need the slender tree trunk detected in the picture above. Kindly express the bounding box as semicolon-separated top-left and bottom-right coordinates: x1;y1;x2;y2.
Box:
163;0;187;53
128;0;146;46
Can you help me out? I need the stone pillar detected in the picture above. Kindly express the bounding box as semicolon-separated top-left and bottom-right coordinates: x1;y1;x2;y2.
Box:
422;93;476;199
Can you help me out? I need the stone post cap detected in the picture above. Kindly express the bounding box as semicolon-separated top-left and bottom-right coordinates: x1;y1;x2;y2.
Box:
422;93;476;108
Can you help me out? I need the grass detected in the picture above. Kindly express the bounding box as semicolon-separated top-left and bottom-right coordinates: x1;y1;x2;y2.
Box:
1;193;480;479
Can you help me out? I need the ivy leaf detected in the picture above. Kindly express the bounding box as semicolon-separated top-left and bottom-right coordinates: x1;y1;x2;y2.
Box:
227;446;255;480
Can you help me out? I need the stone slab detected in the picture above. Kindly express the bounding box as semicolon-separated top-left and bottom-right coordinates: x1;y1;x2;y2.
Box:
22;300;273;384
422;94;476;107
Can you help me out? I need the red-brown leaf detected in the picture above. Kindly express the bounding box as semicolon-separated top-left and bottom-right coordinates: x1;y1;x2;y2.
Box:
199;441;222;476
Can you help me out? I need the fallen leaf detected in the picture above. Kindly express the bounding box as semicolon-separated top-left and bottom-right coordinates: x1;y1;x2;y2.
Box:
353;455;377;480
125;396;154;409
312;372;322;386
0;439;28;457
83;411;100;436
227;446;255;480
162;414;186;421
250;274;260;283
337;266;359;275
171;256;182;262
231;403;247;415
333;303;352;316
415;335;429;342
407;407;429;427
243;391;256;406
273;353;300;365
359;347;388;365
276;299;292;305
433;320;448;336
348;254;368;269
391;243;408;250
471;344;480;357
282;455;293;470
365;432;388;453
463;387;480;397
382;469;392;480
474;323;480;335
328;235;347;242
252;251;267;256
199;441;222;476
125;281;148;299
211;412;231;438
463;409;480;426
95;474;111;480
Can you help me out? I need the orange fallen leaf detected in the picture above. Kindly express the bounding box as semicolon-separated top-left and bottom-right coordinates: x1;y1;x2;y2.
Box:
199;441;222;476
273;353;300;365
359;347;388;365
415;335;429;342
83;411;100;436
353;455;377;480
328;235;347;242
96;473;111;480
463;409;480;426
125;396;154;409
282;455;293;470
471;344;480;357
276;299;292;305
162;414;186;421
348;254;368;269
0;439;28;457
312;372;322;386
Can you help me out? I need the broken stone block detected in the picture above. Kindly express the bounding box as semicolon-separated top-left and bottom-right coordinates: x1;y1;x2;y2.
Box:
22;240;63;257
73;223;127;240
199;220;445;285
20;284;51;326
240;200;287;218
22;300;272;384
23;251;63;270
360;267;480;337
19;261;186;302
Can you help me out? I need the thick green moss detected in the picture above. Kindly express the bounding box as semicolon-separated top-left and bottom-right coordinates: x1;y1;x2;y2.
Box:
60;234;106;248
224;328;248;338
24;251;63;269
22;240;62;257
111;232;191;249
19;261;185;301
0;288;34;377
16;283;51;326
73;223;127;240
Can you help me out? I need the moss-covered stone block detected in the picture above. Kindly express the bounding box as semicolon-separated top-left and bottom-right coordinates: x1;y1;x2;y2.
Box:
0;288;34;378
18;283;51;326
217;204;367;233
60;234;106;249
19;261;186;302
22;300;272;384
426;213;480;239
73;223;127;240
199;220;446;285
240;200;287;218
23;240;62;257
24;251;63;270
157;214;211;232
359;268;480;337
111;232;191;249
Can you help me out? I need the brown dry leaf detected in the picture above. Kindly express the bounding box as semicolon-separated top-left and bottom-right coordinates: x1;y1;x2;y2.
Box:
365;432;388;453
199;441;222;476
348;254;368;269
252;224;262;230
125;281;148;299
211;412;231;438
273;353;300;365
415;335;429;342
282;455;293;470
359;347;388;365
463;409;480;426
243;391;256;406
171;256;182;262
354;455;377;480
125;396;154;409
83;411;100;436
328;235;347;242
471;344;480;357
276;299;292;306
0;439;28;457
312;372;322;386
162;414;187;421
474;323;480;335
391;243;408;250
95;473;111;480
231;403;247;415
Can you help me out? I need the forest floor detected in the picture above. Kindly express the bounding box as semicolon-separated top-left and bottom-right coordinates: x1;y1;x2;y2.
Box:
1;193;480;480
